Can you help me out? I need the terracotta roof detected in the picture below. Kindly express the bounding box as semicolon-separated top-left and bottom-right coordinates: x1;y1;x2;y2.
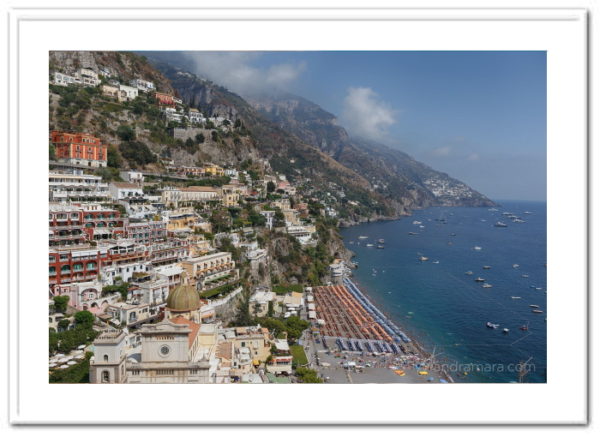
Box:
169;316;200;348
216;341;233;361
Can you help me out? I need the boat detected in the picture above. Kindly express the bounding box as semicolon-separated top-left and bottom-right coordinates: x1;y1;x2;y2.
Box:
450;233;457;236
483;265;491;270
358;236;368;239
520;324;529;331
482;283;493;288
473;246;482;251
419;256;429;262
366;243;374;247
494;221;508;227
412;221;422;225
521;274;529;278
419;225;425;229
503;328;510;334
408;232;418;235
511;296;522;299
513;219;526;223
465;271;473;276
513;264;520;268
432;260;440;264
377;244;385;249
488;208;498;211
529;305;540;308
524;211;532;214
486;322;500;329
378;239;385;244
532;309;544;314
474;277;485;282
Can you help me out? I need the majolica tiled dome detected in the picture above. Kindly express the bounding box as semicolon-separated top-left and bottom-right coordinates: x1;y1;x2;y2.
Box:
166;284;201;312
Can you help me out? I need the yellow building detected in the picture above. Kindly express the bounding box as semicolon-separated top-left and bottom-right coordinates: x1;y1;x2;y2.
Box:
203;164;224;177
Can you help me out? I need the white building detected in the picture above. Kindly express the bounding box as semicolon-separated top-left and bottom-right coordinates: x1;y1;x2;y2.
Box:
120;171;144;184
129;78;155;92
49;171;110;202
109;182;144;201
53;72;81;87
249;290;275;317
77;68;101;87
119;84;139;101
161;186;219;206
187;108;205;124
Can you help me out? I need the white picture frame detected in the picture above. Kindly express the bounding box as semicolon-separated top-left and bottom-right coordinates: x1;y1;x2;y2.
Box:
4;0;589;426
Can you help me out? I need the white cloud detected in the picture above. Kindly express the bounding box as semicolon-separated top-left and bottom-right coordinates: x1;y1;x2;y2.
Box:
182;52;305;96
340;87;396;141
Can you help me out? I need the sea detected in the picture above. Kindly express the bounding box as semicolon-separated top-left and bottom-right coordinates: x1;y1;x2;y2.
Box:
340;201;547;383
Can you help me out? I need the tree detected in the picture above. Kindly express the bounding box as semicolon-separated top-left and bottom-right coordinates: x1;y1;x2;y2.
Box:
107;145;122;168
195;133;205;144
58;319;71;331
49;144;56;161
74;311;95;328
53;295;70;313
116;125;136;142
267;181;276;193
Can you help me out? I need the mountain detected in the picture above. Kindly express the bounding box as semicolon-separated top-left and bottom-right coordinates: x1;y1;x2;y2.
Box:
247;93;495;209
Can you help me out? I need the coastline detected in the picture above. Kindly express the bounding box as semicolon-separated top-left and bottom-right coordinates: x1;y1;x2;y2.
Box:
341;276;455;383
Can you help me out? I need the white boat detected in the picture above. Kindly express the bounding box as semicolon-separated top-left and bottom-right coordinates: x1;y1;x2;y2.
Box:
366;243;374;247
419;256;429;262
358;236;368;239
494;221;508;228
482;283;493;288
486;322;500;329
503;328;509;334
474;277;486;282
465;271;473;275
513;264;520;268
521;274;529;278
432;260;440;264
511;296;522;299
412;221;422;225
473;246;482;251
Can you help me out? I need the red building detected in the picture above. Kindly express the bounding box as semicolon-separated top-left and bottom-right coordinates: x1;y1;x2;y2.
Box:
50;131;108;168
49;247;109;285
49;205;126;247
154;92;175;106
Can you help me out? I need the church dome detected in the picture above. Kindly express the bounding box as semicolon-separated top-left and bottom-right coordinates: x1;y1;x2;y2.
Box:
166;284;201;312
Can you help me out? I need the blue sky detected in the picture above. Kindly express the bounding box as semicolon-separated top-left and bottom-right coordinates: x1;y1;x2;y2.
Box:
180;51;546;201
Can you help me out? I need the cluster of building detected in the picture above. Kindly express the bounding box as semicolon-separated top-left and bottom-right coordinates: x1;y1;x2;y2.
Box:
48;60;349;384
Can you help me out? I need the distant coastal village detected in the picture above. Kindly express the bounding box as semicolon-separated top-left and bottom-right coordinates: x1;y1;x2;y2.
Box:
46;52;492;384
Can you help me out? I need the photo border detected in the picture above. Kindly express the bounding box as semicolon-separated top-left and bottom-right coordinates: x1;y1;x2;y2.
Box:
5;3;589;426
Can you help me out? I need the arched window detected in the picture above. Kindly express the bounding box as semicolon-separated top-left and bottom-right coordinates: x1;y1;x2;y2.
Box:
103;354;109;362
101;370;110;383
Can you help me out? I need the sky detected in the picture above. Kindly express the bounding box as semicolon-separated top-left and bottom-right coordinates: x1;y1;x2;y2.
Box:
177;51;546;202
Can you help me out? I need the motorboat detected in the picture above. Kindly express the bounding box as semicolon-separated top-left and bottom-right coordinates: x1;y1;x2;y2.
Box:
532;309;544;314
486;322;500;329
419;256;429;262
483;265;491;270
520;324;529;331
482;283;493;288
521;274;529;278
503;328;509;334
529;305;540;308
473;246;482;251
474;277;486;282
358;235;368;239
412;221;422;225
511;296;522;299
366;243;374;247
377;244;385;249
465;271;474;275
494;221;508;227
513;264;520;268
378;239;385;244
432;260;440;264
408;232;418;235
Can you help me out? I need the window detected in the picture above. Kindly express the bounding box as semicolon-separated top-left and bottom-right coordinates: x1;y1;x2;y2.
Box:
101;371;110;383
86;262;96;270
49;256;55;263
49;267;56;275
103;354;109;363
160;345;171;356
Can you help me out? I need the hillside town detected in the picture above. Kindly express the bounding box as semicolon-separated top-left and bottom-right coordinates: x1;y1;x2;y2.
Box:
48;54;448;385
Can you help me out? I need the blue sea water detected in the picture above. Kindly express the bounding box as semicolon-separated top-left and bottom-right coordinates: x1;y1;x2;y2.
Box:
340;201;547;383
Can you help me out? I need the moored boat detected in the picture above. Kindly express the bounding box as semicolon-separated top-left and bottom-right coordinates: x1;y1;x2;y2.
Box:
486;322;500;329
474;277;485;282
